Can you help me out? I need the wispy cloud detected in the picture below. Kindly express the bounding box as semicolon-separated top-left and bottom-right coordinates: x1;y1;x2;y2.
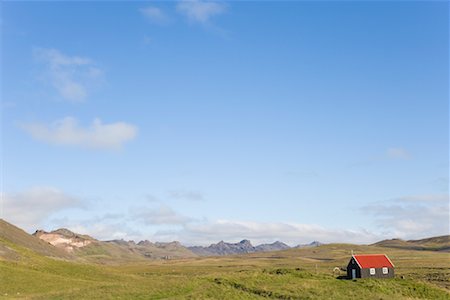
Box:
386;147;411;160
168;189;205;201
349;147;412;167
431;177;449;192
21;117;138;149
1;187;81;232
33;48;103;102
51;213;142;241
142;35;153;45
176;0;226;25
144;194;160;203
364;194;449;239
131;205;192;225
140;6;170;25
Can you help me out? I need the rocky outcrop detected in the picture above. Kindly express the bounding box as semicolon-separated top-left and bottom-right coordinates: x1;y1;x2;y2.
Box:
33;229;93;253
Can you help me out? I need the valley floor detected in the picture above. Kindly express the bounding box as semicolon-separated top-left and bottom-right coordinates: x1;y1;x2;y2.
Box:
1;242;449;299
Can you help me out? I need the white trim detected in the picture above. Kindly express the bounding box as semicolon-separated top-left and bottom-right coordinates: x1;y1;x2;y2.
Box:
351;255;362;268
384;254;395;267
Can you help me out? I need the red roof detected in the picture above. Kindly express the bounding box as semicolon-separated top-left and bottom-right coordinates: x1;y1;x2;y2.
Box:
353;254;394;268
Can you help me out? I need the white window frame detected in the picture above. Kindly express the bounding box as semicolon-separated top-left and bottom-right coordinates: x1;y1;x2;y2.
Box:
369;268;376;275
382;267;388;274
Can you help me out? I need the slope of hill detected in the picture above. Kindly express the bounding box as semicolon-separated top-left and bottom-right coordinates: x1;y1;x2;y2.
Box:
0;219;71;260
373;235;450;252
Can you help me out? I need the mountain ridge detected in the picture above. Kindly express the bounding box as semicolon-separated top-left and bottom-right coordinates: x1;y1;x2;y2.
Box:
189;239;306;256
31;226;324;257
372;235;450;252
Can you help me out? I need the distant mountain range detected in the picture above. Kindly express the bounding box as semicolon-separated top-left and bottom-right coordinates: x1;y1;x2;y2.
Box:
1;219;448;264
188;240;323;256
30;223;326;258
189;239;287;256
0;219;324;261
34;227;323;258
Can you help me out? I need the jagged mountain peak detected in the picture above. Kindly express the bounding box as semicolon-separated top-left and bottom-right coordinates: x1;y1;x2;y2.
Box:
189;239;293;256
137;240;154;246
239;239;252;246
295;241;323;248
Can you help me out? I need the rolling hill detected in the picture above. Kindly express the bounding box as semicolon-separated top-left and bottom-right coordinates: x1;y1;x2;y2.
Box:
373;235;450;252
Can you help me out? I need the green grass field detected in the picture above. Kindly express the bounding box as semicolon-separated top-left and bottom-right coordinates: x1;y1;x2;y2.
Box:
1;237;449;299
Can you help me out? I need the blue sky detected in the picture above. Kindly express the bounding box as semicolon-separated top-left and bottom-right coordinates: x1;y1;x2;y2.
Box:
1;1;448;245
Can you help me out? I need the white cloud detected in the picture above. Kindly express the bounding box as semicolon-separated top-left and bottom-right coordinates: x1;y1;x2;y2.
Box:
140;6;170;25
70;224;131;241
364;194;449;239
153;220;382;246
131;205;192;225
21;117;138;149
1;187;81;232
168;189;204;201
51;214;143;241
176;0;226;24
33;48;103;102
61;222;140;241
386;147;411;160
25;211;385;245
395;194;448;203
48;207;384;245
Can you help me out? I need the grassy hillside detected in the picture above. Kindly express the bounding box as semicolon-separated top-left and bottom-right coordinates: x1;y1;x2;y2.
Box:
373;235;450;252
1;237;449;299
0;219;71;260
